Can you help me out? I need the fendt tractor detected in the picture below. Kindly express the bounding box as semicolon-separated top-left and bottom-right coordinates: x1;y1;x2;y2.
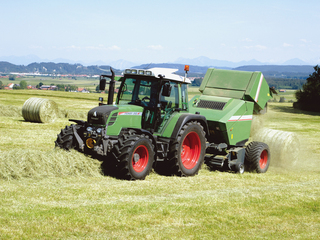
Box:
55;66;274;180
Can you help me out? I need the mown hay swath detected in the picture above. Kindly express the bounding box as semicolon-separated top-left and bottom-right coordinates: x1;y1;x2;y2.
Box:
22;97;58;123
0;149;103;180
58;108;87;119
0;104;22;117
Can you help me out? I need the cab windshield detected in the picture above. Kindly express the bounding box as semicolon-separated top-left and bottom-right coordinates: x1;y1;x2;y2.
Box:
117;77;160;108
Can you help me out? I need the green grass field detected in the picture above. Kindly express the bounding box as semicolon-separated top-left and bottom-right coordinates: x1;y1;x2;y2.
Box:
0;89;319;239
1;75;123;92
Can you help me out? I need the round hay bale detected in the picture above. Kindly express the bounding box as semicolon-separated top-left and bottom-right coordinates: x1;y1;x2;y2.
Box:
22;98;58;123
279;97;286;102
251;127;300;168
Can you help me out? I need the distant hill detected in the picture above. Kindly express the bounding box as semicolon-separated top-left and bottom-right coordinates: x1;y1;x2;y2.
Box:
0;61;121;75
234;65;314;78
134;63;314;78
174;56;314;68
174;56;267;68
0;61;316;79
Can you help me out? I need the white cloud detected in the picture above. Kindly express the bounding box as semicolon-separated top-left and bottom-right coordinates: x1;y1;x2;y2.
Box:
108;45;121;50
242;38;253;42
29;45;44;49
63;45;121;51
244;45;267;50
283;43;293;47
147;45;164;50
300;39;312;44
69;45;81;50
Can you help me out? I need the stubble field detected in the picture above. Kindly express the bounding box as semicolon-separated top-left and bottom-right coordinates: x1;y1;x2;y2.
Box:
0;89;319;239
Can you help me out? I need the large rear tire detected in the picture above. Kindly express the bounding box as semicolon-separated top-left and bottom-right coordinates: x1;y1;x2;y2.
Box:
167;121;206;177
115;130;154;180
245;141;270;173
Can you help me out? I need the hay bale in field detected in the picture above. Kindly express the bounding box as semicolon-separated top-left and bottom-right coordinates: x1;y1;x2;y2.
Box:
22;98;58;123
251;126;300;168
279;97;286;102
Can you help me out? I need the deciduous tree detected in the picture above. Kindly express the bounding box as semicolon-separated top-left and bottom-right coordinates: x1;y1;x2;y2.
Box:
295;65;320;112
20;80;28;89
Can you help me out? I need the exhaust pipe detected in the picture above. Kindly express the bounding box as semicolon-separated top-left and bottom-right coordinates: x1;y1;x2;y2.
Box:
99;67;115;105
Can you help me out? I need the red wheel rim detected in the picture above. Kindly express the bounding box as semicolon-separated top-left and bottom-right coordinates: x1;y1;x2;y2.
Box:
181;131;201;169
259;150;268;169
132;145;149;172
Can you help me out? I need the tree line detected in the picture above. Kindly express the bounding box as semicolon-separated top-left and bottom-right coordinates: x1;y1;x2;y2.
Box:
294;65;320;112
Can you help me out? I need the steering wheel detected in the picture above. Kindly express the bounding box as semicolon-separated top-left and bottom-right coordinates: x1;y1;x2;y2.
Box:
141;96;150;106
142;96;150;101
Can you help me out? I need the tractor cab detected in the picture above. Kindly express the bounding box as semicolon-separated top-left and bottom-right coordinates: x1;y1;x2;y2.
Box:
100;67;191;134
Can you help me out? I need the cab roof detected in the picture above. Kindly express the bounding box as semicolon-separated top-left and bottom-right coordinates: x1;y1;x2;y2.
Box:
124;67;191;84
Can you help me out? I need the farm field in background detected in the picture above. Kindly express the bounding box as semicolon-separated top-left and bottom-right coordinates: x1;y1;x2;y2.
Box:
1;76;100;92
0;89;319;239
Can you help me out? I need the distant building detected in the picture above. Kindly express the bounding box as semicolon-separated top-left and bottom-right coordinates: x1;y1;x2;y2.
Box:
77;87;90;93
40;85;57;90
27;85;37;89
279;89;286;92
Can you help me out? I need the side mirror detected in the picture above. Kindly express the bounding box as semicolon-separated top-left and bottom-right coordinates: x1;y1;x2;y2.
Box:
99;79;106;91
162;82;172;97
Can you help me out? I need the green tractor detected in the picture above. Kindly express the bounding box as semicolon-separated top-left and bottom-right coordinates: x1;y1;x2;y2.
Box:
55;66;274;180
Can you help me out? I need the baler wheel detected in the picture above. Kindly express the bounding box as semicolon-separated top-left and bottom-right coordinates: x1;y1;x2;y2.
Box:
245;141;270;173
115;130;154;180
167;121;206;177
55;124;78;150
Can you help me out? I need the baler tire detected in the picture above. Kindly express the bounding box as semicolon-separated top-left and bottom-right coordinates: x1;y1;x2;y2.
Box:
55;124;79;150
115;130;154;180
245;141;270;173
167;121;206;177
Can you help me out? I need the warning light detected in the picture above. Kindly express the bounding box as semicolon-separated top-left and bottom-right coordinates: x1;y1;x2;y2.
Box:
184;65;189;72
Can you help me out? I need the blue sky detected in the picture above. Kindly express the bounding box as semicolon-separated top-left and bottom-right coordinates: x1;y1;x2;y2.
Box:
1;0;319;64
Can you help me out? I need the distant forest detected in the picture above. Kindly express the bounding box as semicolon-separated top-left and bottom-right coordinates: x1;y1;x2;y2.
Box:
0;61;315;90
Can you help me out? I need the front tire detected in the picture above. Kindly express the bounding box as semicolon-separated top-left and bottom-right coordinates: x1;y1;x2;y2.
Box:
55;125;79;150
245;141;270;173
168;121;206;177
115;130;154;180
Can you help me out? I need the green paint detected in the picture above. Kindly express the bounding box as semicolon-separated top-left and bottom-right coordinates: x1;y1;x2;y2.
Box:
106;105;143;136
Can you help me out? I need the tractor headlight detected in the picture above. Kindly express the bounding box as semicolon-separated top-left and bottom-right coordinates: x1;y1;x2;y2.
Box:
86;138;96;149
86;127;93;132
96;128;102;134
